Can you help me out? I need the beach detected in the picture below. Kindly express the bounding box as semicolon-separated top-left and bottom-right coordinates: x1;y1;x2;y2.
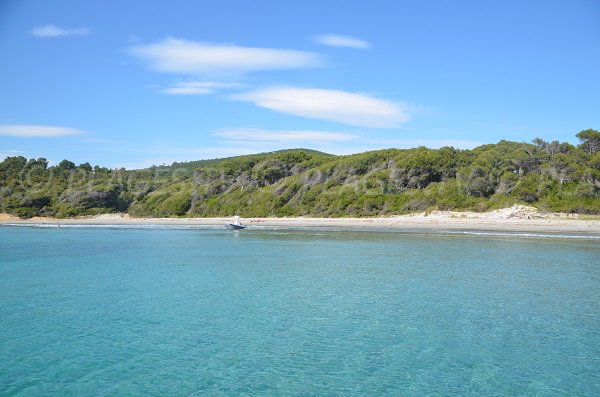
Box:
2;205;600;234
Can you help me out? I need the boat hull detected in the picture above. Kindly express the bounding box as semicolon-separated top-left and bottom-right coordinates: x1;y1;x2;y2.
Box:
225;223;246;230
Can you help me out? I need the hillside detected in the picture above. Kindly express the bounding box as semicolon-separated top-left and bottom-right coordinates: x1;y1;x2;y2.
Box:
1;131;599;218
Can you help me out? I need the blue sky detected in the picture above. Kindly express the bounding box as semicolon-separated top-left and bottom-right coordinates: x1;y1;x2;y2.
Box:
1;0;599;168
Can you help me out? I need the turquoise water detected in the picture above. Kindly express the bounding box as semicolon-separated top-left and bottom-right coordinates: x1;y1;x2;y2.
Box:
1;226;599;396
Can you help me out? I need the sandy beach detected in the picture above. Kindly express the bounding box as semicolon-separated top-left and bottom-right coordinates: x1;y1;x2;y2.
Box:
2;205;600;234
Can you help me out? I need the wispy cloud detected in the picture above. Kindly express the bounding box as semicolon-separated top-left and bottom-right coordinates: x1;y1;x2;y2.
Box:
128;38;322;76
0;124;86;138
159;81;242;95
231;87;410;128
112;146;275;169
31;24;89;38
365;138;484;150
311;34;370;49
215;128;356;144
0;150;25;161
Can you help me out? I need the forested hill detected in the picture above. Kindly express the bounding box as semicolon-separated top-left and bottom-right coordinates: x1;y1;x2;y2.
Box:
1;130;599;218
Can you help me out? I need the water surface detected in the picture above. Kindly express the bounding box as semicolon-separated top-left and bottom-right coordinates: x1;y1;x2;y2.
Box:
1;226;599;396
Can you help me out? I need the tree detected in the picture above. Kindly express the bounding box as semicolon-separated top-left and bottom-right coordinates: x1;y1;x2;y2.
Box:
576;129;600;154
543;153;573;184
253;159;288;186
79;162;93;172
2;133;600;217
58;160;76;170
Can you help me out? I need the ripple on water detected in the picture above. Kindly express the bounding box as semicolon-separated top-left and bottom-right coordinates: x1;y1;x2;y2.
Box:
0;226;599;395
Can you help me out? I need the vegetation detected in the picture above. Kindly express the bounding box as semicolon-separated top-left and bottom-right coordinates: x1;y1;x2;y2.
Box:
1;132;600;218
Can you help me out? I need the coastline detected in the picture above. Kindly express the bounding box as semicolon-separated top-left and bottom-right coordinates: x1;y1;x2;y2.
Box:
2;206;600;234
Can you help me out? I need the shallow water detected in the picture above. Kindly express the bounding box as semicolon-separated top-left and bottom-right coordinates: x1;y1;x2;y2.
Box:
1;226;599;396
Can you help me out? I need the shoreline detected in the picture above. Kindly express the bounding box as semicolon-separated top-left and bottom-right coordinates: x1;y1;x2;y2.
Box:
2;206;600;234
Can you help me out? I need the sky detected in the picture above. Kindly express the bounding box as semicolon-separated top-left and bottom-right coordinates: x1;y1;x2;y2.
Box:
0;0;599;168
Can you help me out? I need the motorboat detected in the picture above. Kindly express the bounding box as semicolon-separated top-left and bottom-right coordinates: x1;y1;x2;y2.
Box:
225;216;246;230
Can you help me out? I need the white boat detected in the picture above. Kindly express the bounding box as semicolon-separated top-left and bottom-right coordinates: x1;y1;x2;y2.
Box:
225;216;246;230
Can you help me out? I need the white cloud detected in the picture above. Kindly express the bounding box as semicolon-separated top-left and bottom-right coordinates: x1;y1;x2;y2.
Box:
159;81;242;95
215;128;356;143
0;125;86;138
232;87;410;128
31;24;89;38
311;34;370;49
128;38;322;76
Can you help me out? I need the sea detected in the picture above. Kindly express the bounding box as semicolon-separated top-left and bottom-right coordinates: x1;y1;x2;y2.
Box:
1;225;599;396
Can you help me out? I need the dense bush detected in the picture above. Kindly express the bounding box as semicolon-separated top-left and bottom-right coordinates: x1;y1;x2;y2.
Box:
1;133;600;218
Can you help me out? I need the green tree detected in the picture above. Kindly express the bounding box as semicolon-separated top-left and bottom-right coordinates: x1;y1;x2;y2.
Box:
58;160;76;170
576;129;600;154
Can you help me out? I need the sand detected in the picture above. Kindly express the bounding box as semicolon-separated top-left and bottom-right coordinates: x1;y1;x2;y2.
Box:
1;205;600;234
0;213;19;221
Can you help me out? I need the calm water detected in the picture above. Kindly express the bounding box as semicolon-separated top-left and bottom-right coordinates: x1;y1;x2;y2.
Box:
0;226;599;396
